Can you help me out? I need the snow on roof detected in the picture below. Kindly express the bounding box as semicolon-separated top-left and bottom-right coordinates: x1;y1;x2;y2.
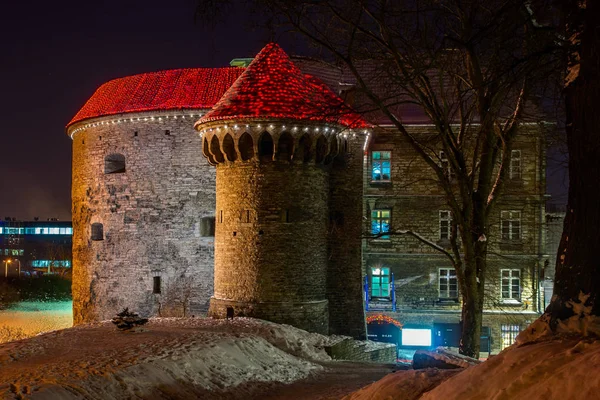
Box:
66;67;244;128
196;43;370;129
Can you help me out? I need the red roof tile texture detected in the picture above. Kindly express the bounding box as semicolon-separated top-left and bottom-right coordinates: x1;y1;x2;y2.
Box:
67;67;244;128
196;43;369;129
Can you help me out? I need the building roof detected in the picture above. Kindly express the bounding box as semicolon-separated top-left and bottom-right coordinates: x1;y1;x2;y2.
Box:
67;67;245;128
195;43;369;129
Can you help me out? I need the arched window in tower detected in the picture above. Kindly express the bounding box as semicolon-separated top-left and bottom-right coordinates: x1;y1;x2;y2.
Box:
104;153;126;174
222;134;237;162
258;132;274;162
91;223;104;241
294;134;312;162
238;132;254;161
325;137;339;164
277;132;294;161
210;135;225;163
202;137;216;164
315;135;328;164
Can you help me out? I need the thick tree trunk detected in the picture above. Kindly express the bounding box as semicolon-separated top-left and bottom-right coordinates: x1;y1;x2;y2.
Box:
460;288;483;357
547;0;600;323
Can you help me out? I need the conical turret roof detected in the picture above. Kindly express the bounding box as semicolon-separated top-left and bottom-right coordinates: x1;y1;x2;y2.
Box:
195;43;369;129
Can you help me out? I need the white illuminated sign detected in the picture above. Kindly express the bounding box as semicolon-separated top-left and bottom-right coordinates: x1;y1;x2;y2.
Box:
401;328;432;346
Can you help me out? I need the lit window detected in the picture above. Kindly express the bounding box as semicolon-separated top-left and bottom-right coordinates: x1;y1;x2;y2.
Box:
59;228;66;235
501;325;521;350
371;209;391;239
371;151;391;182
439;268;458;299
66;228;73;235
11;249;19;256
371;267;390;297
49;228;60;235
35;227;42;234
0;227;2;234
510;150;521;179
501;269;521;300
501;211;521;240
439;151;455;180
439;211;452;240
25;228;35;234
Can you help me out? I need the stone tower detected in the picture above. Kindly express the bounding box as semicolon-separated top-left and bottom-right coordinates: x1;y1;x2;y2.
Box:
195;43;368;338
67;68;243;323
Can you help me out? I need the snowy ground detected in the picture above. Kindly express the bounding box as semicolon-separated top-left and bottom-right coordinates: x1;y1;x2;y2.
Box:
0;317;396;399
346;309;600;400
0;301;72;343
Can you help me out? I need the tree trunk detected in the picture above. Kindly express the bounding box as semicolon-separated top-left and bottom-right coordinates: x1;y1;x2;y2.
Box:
547;0;600;323
460;289;483;357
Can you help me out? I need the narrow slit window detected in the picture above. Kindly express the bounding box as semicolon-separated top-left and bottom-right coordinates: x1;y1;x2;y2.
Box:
153;276;161;294
91;223;104;241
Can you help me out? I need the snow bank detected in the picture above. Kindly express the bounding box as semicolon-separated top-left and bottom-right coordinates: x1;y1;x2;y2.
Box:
342;368;460;400
421;336;600;399
0;317;337;399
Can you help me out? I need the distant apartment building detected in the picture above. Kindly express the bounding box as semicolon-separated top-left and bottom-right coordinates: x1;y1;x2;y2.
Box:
363;125;548;355
0;219;72;277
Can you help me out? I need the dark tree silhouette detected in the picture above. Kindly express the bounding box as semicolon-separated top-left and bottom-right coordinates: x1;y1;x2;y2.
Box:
546;0;600;326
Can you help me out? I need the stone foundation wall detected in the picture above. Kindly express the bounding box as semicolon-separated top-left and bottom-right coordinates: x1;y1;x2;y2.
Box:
71;110;215;324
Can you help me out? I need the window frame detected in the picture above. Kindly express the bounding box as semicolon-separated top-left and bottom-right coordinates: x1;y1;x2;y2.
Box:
501;324;521;350
371;266;391;298
509;150;522;180
439;151;455;180
371;209;391;240
501;269;521;301
501;211;522;240
439;268;458;300
439;210;452;240
370;150;392;182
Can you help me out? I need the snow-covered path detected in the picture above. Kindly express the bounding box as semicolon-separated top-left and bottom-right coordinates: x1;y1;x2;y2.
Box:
0;317;391;399
0;301;72;343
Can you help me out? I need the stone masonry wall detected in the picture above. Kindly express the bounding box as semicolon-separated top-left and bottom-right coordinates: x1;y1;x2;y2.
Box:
210;160;330;334
328;135;367;339
71;110;215;324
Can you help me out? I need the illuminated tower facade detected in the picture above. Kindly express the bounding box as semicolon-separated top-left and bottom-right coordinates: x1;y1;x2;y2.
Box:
67;68;243;323
195;43;367;337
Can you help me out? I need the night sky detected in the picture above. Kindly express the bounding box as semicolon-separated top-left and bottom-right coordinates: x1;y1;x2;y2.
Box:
0;0;276;221
0;1;567;221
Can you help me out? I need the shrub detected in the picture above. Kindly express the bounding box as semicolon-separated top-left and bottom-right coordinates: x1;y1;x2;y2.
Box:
0;281;20;310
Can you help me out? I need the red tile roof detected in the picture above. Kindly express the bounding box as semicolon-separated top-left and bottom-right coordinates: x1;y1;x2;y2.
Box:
196;43;369;129
67;67;244;128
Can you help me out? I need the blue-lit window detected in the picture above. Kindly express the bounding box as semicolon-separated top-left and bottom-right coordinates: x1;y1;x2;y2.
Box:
31;260;71;268
0;227;2;234
371;267;390;297
66;227;72;235
371;209;391;239
371;151;391;182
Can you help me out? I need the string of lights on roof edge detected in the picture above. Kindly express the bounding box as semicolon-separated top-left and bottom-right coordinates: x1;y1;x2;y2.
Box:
68;112;373;150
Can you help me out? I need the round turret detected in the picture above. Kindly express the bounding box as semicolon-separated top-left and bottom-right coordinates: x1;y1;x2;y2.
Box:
195;43;369;334
198;121;349;333
67;67;242;323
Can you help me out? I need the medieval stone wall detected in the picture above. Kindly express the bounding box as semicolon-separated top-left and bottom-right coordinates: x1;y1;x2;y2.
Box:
70;110;215;324
208;148;330;334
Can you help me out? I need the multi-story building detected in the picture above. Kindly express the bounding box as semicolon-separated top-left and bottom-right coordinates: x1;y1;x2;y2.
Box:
363;125;548;355
0;219;72;277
